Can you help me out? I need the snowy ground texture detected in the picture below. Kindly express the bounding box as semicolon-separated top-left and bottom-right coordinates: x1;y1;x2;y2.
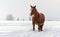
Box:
0;21;60;37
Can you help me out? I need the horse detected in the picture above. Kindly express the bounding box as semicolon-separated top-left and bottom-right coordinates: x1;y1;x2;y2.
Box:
30;5;45;32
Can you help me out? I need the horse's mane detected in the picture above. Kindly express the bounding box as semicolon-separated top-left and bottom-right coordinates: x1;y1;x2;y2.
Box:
33;8;40;20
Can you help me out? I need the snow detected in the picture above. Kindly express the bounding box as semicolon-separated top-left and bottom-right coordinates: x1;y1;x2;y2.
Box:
0;21;60;37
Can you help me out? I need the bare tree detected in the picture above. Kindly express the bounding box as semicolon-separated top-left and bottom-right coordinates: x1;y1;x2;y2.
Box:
17;18;20;21
6;14;14;21
23;19;24;21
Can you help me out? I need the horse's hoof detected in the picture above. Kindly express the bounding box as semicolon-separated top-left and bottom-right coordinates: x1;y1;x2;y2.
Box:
33;30;35;31
41;30;43;31
38;30;40;32
33;29;35;31
38;30;43;32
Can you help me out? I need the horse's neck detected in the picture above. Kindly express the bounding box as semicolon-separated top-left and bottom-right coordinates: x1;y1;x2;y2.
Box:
34;12;39;19
34;8;40;18
35;11;39;16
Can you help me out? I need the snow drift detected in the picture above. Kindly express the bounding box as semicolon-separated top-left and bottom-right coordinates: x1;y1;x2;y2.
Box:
0;21;60;37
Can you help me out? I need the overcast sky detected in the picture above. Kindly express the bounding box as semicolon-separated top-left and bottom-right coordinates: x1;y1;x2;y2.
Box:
0;0;60;21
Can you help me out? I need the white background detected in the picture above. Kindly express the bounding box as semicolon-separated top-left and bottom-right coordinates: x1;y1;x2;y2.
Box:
0;0;59;21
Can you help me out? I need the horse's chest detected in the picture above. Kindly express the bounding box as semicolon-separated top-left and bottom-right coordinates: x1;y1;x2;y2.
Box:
33;16;40;23
35;17;39;21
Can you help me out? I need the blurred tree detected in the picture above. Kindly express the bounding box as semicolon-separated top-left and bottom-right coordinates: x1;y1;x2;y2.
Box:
6;14;14;21
17;18;19;21
23;19;24;21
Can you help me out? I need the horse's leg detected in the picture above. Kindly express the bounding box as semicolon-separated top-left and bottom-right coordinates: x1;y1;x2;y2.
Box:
40;23;44;31
33;23;35;31
38;24;41;32
38;24;43;32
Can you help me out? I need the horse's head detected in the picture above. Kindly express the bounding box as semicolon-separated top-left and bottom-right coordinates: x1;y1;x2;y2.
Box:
30;5;36;16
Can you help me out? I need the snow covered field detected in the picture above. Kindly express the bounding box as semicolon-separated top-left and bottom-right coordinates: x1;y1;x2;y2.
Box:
0;21;60;37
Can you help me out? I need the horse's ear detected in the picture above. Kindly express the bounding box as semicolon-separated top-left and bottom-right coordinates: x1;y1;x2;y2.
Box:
30;5;32;8
34;5;36;7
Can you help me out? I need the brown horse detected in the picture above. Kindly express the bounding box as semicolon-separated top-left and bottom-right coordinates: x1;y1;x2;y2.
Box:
30;5;45;32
